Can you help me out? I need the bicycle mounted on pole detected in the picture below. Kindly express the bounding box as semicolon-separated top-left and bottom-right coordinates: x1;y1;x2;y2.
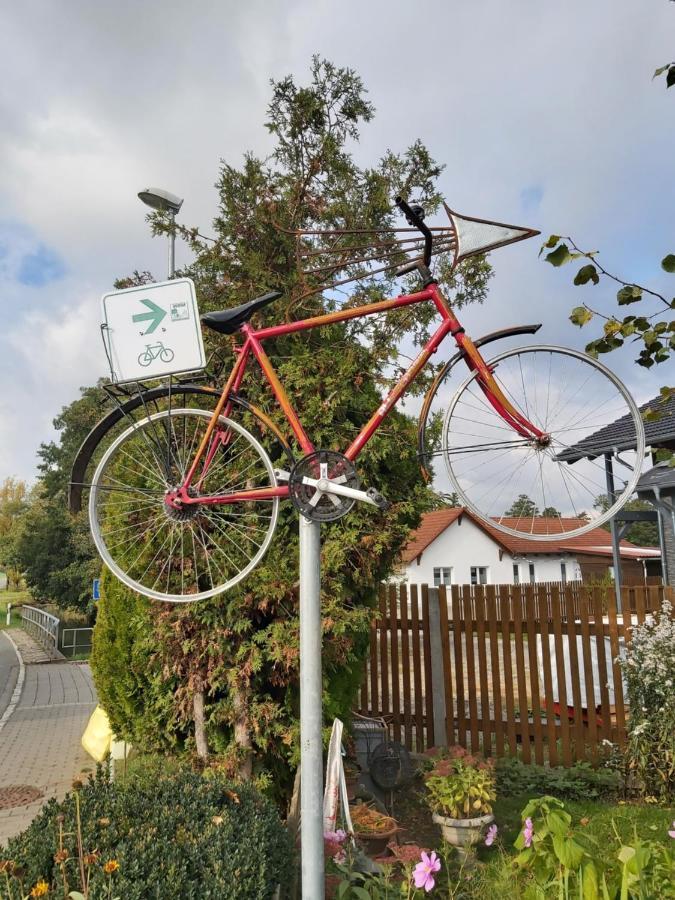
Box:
73;197;644;602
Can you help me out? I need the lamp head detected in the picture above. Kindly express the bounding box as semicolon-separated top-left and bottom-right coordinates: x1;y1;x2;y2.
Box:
138;187;183;214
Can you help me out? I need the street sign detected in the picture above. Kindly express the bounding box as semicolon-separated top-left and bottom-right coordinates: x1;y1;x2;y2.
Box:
101;278;206;384
92;578;101;601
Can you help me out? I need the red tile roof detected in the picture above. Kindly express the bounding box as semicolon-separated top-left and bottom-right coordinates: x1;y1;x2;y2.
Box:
401;508;658;563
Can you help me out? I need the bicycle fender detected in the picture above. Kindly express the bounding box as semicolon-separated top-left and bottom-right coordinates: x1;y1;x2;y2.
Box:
417;323;542;483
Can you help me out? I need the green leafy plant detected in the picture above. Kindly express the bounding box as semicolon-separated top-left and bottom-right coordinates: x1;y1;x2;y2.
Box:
424;758;496;819
513;796;600;897
512;796;675;899
495;756;621;802
0;766;292;900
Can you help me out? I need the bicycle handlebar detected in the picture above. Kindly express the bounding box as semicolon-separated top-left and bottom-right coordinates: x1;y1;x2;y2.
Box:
395;195;433;266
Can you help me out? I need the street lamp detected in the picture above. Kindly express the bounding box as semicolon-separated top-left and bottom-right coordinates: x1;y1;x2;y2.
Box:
137;187;184;279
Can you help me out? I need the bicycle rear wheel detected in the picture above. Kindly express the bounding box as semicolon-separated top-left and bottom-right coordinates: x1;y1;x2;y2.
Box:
89;409;278;601
442;346;644;540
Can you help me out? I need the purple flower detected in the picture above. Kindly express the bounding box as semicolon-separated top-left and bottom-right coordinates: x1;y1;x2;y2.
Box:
324;829;347;844
523;817;534;848
668;821;675;839
413;851;441;892
485;824;498;847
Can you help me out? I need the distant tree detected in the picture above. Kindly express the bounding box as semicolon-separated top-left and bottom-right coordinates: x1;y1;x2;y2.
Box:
12;495;97;613
593;494;660;546
0;477;28;582
0;479;29;591
541;505;562;518
440;491;461;507
37;382;111;498
505;494;540;517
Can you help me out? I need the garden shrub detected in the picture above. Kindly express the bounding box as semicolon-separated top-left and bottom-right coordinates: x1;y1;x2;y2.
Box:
1;766;292;899
619;598;675;803
495;755;621;801
90;568;185;752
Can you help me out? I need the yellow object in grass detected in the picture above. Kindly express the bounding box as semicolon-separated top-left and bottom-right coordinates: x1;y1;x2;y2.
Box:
81;705;113;762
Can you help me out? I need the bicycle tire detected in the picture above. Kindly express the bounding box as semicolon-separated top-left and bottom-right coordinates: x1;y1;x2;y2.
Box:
89;409;279;601
442;345;644;540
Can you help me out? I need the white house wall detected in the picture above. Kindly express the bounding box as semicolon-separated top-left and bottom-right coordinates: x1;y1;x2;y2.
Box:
403;516;583;585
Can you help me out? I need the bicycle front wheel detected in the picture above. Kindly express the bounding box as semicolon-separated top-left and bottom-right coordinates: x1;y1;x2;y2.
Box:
89;409;279;601
442;346;644;540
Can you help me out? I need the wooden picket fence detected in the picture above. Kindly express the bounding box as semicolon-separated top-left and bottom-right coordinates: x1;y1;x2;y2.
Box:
357;582;674;766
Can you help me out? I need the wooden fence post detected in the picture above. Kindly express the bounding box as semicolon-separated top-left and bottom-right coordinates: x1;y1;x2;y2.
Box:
427;588;448;748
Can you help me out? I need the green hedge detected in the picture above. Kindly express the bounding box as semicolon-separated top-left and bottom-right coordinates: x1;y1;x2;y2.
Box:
2;767;292;899
495;756;621;801
89;568;185;751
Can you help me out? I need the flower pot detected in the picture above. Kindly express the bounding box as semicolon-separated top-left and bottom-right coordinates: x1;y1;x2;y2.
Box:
353;824;399;856
432;811;494;851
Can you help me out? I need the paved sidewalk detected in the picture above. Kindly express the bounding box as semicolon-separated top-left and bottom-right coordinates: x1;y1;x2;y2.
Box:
0;632;97;846
0;632;19;720
9;627;63;663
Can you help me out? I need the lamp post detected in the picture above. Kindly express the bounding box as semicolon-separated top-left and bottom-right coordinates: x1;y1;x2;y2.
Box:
137;187;184;279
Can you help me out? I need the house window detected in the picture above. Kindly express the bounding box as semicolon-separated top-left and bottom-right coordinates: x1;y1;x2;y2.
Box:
528;562;536;584
512;564;520;585
470;566;488;585
560;561;567;584
433;567;452;586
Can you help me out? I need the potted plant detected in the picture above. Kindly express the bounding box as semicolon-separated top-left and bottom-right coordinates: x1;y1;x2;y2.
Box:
424;756;495;856
349;801;398;855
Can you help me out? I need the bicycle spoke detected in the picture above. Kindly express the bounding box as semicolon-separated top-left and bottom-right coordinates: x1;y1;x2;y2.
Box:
443;346;643;540
90;409;279;601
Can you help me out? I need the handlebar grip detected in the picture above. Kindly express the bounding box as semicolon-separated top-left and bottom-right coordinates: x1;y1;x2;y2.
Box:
394;195;433;265
395;196;418;225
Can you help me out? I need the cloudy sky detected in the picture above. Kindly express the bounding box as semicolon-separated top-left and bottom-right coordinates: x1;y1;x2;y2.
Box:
1;0;673;483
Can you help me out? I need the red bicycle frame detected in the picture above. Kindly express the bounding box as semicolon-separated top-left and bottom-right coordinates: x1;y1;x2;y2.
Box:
175;281;546;506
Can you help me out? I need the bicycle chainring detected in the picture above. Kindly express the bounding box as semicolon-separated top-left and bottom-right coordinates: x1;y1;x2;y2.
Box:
288;450;359;522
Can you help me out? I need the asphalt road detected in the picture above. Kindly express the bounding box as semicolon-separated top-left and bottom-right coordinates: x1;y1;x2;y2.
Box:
0;631;19;720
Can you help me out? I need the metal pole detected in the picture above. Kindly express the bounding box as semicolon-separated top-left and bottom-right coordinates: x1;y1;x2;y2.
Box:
299;515;325;899
604;453;622;611
168;210;176;279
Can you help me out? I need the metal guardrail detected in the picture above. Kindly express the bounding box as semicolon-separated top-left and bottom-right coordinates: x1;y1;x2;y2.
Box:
60;627;93;658
21;605;60;652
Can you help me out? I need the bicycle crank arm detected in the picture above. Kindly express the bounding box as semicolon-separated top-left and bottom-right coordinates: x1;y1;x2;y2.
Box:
274;469;388;509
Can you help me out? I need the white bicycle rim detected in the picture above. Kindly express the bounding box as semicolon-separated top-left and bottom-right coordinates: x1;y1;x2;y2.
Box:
442;345;645;541
89;409;279;601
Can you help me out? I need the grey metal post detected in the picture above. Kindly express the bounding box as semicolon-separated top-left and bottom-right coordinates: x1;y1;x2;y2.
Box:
604;454;622;611
427;588;448;747
168;210;176;279
299;515;324;899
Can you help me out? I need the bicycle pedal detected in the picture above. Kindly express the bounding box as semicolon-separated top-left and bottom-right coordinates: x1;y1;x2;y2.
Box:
365;488;390;511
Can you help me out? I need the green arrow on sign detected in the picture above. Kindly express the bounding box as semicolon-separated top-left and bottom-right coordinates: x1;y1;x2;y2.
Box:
132;299;167;334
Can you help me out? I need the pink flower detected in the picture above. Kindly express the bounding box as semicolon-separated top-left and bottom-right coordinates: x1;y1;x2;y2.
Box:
324;829;348;861
324;829;347;843
485;824;498;846
523;817;534;848
668;821;675;839
413;851;441;892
